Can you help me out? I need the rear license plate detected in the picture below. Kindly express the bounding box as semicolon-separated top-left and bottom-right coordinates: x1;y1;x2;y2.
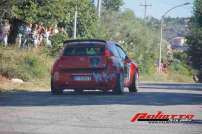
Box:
73;76;91;81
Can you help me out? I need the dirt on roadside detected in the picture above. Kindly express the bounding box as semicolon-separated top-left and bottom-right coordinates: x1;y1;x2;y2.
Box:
0;75;49;92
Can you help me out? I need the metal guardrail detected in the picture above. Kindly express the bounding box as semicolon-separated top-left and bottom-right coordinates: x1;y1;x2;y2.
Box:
139;82;202;89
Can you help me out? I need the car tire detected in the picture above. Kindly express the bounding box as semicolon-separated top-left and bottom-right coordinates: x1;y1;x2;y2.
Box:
129;73;138;93
51;78;63;95
113;73;124;94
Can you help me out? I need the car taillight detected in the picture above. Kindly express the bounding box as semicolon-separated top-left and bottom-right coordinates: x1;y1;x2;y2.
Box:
104;49;113;57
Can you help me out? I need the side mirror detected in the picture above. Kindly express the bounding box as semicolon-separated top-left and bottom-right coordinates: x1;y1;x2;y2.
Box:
125;55;129;60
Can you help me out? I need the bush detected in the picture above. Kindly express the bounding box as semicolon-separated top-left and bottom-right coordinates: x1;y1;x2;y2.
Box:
19;54;48;79
169;60;192;76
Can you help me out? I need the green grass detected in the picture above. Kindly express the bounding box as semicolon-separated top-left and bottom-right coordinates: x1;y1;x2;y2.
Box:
0;46;53;81
140;69;194;83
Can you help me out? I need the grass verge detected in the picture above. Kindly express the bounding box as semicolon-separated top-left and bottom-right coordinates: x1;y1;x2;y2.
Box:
0;47;53;92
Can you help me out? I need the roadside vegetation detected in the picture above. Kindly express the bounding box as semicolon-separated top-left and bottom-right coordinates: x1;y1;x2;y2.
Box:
0;46;52;91
187;0;202;82
0;47;51;81
0;0;197;91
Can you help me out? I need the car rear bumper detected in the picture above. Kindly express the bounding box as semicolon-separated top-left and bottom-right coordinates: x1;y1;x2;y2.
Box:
52;72;117;90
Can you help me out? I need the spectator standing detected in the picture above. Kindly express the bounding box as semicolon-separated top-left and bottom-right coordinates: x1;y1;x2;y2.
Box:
17;33;22;48
37;24;45;45
53;24;59;34
32;24;39;48
44;27;52;47
22;23;32;48
0;23;3;42
1;20;10;47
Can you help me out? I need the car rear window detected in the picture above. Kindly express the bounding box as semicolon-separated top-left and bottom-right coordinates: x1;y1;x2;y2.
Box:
63;46;105;56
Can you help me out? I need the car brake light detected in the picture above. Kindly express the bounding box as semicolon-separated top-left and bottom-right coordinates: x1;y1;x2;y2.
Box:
104;49;113;57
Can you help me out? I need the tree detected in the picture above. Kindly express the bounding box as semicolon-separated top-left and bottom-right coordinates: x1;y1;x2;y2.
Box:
1;0;97;38
187;0;202;82
0;0;15;20
12;0;72;25
102;0;124;11
12;0;39;23
67;0;98;38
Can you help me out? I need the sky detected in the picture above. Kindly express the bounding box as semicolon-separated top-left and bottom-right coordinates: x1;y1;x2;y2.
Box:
123;0;194;19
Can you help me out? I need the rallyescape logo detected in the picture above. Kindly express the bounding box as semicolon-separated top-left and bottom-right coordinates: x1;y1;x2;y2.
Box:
131;111;194;123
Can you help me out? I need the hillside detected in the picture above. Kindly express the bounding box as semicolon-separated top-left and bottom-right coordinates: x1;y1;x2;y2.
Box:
147;17;190;41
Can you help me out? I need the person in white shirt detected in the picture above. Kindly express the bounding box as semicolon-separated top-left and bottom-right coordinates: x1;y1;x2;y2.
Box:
1;20;10;47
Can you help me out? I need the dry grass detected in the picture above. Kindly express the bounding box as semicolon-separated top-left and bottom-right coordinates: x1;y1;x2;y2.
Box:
0;77;50;92
140;71;194;83
0;47;53;92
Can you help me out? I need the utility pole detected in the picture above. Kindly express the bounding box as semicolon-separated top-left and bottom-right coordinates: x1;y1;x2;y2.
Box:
73;1;78;39
97;0;102;18
158;2;191;72
140;0;152;19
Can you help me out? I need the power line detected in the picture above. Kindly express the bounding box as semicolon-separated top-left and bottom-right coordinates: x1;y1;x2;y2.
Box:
140;0;152;19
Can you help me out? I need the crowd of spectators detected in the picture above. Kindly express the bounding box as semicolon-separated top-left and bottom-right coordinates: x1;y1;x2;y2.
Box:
17;22;59;48
0;19;66;48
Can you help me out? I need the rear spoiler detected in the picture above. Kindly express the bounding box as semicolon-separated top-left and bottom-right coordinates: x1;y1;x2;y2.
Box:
64;39;106;45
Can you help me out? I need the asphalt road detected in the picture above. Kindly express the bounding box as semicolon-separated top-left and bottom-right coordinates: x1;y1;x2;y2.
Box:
0;83;202;134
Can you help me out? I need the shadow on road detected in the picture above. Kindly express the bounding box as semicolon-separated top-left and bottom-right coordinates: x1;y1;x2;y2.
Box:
0;88;202;107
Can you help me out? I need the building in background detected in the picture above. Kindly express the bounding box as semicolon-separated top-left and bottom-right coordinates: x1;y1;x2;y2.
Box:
170;36;188;52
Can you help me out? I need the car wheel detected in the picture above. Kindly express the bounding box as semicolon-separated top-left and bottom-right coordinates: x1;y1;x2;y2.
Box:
51;78;63;95
113;73;124;94
129;73;138;93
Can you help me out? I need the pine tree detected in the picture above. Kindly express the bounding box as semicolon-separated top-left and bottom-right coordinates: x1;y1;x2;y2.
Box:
187;0;202;82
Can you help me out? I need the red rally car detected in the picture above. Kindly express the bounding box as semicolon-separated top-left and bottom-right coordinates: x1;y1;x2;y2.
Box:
51;39;139;94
